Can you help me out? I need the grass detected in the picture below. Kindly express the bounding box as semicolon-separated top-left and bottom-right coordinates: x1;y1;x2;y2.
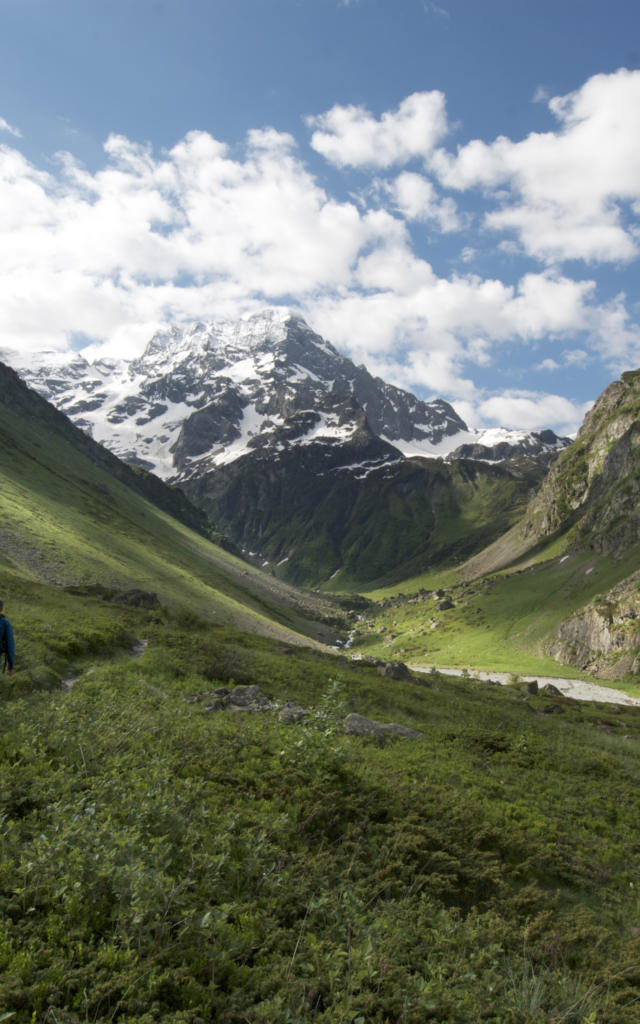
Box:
0;404;345;649
2;614;640;1022
352;548;640;684
2;364;640;1020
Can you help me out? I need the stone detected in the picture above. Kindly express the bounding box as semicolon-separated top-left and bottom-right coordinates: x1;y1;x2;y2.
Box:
278;703;309;724
525;681;539;695
377;661;411;680
540;683;562;696
228;684;269;708
343;712;423;742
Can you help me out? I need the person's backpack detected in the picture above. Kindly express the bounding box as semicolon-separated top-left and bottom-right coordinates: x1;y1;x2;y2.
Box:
0;617;10;672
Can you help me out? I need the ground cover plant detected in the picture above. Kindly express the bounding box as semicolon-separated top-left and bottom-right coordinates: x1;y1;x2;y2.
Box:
2;359;640;1021
2;610;640;1023
354;546;640;690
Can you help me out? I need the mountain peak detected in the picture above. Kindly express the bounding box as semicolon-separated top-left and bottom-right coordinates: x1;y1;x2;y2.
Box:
15;310;568;482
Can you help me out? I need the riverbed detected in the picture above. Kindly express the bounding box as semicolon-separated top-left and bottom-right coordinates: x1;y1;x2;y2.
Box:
411;665;640;707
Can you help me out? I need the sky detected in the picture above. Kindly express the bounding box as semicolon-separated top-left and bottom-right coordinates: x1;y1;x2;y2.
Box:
2;0;640;434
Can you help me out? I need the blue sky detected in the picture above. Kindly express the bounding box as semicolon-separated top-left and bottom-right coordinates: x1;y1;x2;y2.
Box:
2;0;640;432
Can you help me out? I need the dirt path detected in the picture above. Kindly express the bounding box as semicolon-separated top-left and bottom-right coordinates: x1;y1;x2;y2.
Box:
411;665;640;707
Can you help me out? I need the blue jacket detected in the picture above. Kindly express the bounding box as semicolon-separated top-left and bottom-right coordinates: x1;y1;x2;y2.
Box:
0;615;15;671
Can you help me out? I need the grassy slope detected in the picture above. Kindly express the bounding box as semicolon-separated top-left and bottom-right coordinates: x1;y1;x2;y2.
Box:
2;630;640;1022
0;400;345;671
353;543;640;687
319;458;544;593
2;377;640;1021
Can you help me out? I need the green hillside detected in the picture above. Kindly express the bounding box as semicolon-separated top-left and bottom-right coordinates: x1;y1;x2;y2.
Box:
0;361;347;689
191;435;552;591
2;364;640;1022
353;371;640;685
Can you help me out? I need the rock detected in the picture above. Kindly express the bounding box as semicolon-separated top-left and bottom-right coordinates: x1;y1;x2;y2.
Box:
278;703;309;724
525;681;539;695
540;683;562;696
343;712;423;742
202;684;271;712
438;599;454;611
228;684;269;708
542;704;565;714
377;661;411;680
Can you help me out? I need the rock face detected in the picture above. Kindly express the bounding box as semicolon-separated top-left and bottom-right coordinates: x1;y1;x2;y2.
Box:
520;369;640;553
505;369;640;679
547;571;640;679
14;309;568;587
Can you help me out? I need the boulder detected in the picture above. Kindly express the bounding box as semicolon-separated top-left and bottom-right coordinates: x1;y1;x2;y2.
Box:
540;683;562;696
343;712;423;742
377;661;411;680
203;684;270;712
228;684;269;708
278;703;310;724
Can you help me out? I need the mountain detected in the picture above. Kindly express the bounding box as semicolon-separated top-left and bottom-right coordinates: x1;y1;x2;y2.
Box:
374;368;640;680
0;358;348;659
2;358;640;1024
16;310;569;587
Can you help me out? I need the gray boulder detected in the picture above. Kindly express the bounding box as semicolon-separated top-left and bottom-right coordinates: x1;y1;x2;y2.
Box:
228;684;270;710
343;713;423;742
278;703;310;724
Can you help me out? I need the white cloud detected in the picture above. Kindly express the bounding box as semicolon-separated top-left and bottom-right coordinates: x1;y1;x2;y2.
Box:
308;91;449;168
478;392;591;434
562;349;589;368
536;358;560;372
0;117;22;138
385;171;460;231
431;68;640;264
0;99;639;435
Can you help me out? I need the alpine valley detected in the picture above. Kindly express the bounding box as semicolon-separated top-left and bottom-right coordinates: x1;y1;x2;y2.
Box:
17;309;568;588
3;333;640;1023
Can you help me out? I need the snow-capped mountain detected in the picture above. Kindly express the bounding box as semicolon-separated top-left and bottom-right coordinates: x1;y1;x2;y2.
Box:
17;309;567;483
14;310;570;587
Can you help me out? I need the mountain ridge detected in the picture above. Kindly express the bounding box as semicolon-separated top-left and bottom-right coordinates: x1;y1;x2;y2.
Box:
13;310;569;587
15;309;569;478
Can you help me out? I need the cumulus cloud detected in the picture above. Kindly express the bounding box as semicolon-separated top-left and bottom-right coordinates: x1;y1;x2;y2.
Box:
1;88;640;435
536;358;560;372
385;171;461;231
308;91;449;168
477;392;592;434
431;68;640;264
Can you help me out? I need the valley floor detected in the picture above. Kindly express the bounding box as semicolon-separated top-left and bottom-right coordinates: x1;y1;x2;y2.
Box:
410;665;640;706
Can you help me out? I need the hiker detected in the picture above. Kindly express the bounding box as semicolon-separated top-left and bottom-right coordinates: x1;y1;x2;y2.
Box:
0;600;15;674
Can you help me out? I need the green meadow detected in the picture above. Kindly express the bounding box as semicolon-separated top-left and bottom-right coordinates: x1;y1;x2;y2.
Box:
2;367;640;1021
3;623;640;1023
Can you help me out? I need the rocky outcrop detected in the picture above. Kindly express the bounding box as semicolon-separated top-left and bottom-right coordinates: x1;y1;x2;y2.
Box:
188;684;425;740
548;571;640;679
520;369;640;548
